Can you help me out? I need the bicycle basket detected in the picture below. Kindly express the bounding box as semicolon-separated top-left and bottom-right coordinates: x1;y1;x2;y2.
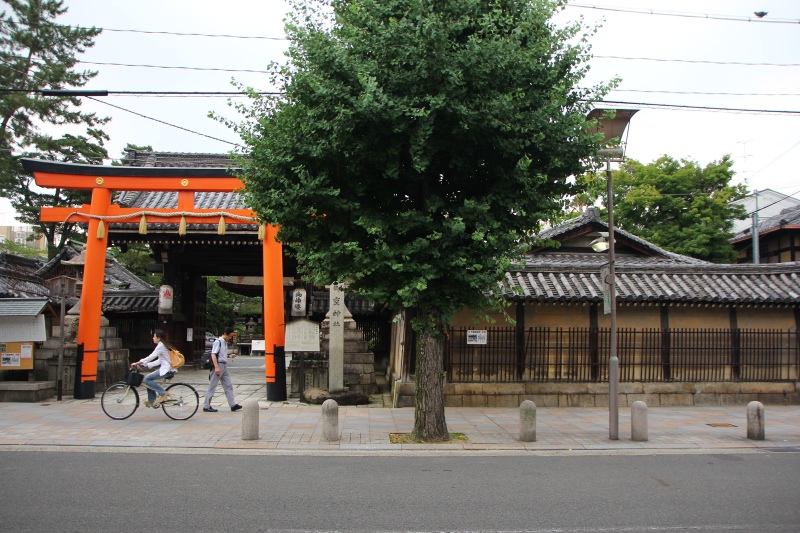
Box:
125;370;144;387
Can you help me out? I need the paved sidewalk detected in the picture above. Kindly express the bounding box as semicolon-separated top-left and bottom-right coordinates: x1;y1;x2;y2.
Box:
0;363;798;454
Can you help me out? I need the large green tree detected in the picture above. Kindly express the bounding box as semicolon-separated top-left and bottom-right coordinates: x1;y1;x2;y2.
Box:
0;0;108;258
232;0;612;440
578;155;747;263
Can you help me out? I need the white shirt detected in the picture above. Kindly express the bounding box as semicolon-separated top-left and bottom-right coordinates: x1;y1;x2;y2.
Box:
138;342;172;376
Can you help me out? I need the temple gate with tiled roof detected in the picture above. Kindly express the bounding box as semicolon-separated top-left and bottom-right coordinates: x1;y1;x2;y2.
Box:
21;157;287;400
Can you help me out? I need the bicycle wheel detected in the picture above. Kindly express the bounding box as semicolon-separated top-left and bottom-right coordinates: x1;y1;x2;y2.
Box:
162;383;199;420
101;382;139;420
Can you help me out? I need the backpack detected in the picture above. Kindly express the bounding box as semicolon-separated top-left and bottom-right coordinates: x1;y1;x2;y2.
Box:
169;348;185;370
201;338;222;370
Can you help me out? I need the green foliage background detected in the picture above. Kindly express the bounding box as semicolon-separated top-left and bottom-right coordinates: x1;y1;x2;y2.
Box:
0;0;110;258
576;155;747;263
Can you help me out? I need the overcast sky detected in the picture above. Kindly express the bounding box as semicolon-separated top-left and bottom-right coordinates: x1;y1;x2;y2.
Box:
3;0;799;225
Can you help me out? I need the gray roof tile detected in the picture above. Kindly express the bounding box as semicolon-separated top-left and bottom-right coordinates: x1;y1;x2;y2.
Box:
732;204;800;242
113;156;253;232
0;298;49;316
501;263;800;305
0;254;49;299
505;207;800;305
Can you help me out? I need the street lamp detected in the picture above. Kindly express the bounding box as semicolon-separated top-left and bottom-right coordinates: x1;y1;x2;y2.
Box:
586;108;638;440
590;232;610;252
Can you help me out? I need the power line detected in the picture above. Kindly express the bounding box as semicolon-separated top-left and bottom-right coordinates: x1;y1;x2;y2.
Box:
0;19;289;40
593;55;800;67
4;89;799;115
0;88;281;97
86;96;243;148
597;101;800;116
745;189;800;217
78;60;271;74
568;3;800;24
747;138;800;181
6;46;799;74
98;27;287;40
612;89;800;97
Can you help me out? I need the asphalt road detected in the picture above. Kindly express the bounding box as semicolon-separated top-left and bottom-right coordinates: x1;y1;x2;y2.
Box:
1;450;797;532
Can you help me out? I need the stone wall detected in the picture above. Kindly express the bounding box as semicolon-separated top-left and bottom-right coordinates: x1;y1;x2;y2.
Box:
438;381;800;408
32;321;129;396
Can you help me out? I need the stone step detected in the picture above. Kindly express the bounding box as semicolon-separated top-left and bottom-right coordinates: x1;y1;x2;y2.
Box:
37;338;78;353
98;348;129;362
343;352;375;365
50;325;118;338
320;339;370;352
0;381;55;402
99;337;123;350
34;348;57;360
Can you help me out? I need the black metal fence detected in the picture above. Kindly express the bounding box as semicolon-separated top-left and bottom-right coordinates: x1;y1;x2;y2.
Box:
445;326;799;383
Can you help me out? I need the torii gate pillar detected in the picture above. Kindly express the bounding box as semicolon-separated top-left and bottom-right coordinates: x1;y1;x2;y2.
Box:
75;188;111;398
263;225;286;401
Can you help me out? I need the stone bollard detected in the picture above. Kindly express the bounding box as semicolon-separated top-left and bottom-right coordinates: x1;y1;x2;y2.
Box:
519;400;537;442
746;401;765;440
322;399;339;442
631;401;648;442
241;398;260;441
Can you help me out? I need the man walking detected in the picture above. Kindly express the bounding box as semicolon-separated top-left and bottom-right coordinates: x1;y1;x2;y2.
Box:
203;327;242;412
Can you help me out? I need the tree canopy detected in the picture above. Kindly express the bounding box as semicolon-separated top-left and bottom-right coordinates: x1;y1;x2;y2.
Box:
0;0;108;258
577;155;747;263
231;0;613;440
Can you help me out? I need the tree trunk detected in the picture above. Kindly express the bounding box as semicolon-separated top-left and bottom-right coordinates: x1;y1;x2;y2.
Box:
413;327;449;442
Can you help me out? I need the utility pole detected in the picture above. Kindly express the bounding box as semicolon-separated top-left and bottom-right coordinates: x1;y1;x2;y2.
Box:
752;190;760;264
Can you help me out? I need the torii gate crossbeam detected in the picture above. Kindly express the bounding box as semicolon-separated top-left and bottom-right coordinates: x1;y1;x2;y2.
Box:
21;159;285;400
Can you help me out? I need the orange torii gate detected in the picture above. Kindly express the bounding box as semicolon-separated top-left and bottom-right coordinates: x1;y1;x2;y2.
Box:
21;159;285;399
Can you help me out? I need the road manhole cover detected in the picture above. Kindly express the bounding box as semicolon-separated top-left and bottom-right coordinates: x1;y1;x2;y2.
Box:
707;423;737;428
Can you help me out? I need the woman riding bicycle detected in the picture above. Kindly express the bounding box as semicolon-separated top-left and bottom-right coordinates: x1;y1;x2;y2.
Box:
132;329;174;408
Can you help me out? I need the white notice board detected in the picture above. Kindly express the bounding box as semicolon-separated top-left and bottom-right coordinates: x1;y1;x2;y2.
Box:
251;339;266;352
284;319;321;352
466;330;487;345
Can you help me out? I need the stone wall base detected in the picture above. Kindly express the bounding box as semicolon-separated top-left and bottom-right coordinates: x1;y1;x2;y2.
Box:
0;381;55;402
391;381;800;408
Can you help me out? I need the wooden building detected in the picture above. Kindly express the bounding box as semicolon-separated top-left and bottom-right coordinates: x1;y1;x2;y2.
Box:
732;204;800;264
388;208;800;407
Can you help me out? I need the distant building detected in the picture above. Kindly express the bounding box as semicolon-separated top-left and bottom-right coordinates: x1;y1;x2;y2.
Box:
0;225;47;254
731;204;800;264
731;189;800;235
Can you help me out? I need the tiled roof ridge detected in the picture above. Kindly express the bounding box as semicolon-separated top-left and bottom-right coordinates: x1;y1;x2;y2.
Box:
732;204;800;241
36;244;79;275
122;149;240;169
516;261;800;275
0;264;46;284
534;207;709;265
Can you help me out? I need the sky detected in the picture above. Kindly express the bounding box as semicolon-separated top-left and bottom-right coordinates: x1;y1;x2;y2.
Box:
2;0;799;225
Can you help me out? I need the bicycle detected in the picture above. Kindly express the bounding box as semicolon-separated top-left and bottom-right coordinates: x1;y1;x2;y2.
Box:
101;366;199;421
